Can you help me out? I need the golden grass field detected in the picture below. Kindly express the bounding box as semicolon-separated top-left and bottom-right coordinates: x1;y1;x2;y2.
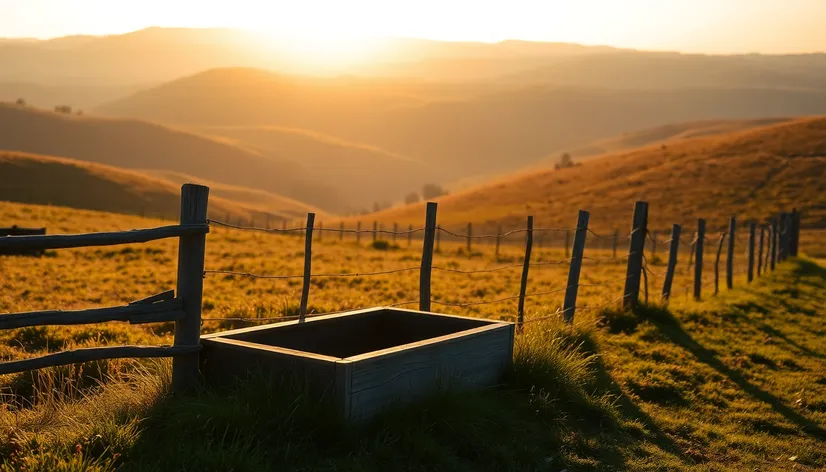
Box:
1;200;826;470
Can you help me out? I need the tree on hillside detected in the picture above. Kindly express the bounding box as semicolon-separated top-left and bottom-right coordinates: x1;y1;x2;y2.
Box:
422;183;447;200
404;192;420;205
15;98;25;106
54;105;73;114
555;152;575;170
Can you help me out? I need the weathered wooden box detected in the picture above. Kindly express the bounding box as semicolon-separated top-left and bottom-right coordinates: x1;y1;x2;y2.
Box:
200;307;514;420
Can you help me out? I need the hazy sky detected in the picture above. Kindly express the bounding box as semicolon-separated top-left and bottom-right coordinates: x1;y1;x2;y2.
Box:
2;0;826;53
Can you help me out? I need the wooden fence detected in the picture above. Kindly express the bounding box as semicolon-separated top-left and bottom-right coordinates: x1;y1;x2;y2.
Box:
0;183;803;391
0;184;210;392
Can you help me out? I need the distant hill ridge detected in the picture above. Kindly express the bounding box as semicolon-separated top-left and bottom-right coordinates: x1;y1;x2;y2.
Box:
362;116;826;232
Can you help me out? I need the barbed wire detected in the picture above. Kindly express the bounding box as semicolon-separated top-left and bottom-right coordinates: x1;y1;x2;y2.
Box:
209;219;428;236
203;266;420;279
436;226;576;240
209;219;305;233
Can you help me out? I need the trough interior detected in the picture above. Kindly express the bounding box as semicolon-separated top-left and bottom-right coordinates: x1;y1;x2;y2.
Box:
224;309;491;358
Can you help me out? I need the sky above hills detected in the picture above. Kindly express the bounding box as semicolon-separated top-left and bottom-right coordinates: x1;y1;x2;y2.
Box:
2;0;826;54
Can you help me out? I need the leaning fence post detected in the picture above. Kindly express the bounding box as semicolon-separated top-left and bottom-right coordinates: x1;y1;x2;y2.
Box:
517;216;534;330
770;218;778;270
714;232;726;296
757;226;765;277
661;224;681;302
747;222;756;282
299;213;315;323
563;211;589;323
419;203;438;312
726;217;735;290
172;183;209;393
373;221;378;242
466;222;472;254
623;201;648;308
356;221;362;244
694;219;706;300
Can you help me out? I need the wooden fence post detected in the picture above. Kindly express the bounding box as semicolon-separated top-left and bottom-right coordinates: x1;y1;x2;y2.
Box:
282;220;287;232
778;212;787;262
747;222;756;282
466;223;472;254
623;201;648;308
726;217;735;290
172;184;209;393
420;203;438;312
372;221;378;242
789;208;800;257
517;216;534;330
714;232;726;296
356;221;362;244
408;224;413;247
757;226;765;277
770;218;778;270
565;230;571;259
563;211;589;323
299;213;315;323
340;222;345;241
694;219;706;300
393;223;398;244
662;224;681;302
495;225;502;260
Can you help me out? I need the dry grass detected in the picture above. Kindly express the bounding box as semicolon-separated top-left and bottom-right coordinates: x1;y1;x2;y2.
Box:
370;116;826;234
1;201;825;470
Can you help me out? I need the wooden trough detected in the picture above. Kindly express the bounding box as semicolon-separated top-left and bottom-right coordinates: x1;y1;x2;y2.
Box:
200;307;514;421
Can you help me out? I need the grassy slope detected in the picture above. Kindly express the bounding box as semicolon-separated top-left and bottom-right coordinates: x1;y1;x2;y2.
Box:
367;116;826;233
0;102;345;212
564;117;795;161
0;150;284;222
0;202;824;470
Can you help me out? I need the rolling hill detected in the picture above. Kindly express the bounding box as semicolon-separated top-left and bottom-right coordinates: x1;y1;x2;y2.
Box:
562;118;796;161
195;125;434;211
0;151;284;222
97;68;826;185
0;102;349;212
361;116;826;233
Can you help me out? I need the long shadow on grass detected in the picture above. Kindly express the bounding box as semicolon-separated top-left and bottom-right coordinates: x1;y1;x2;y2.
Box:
643;304;826;440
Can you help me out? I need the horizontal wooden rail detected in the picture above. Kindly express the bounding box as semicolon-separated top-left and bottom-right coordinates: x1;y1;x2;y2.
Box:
0;345;201;375
0;298;184;330
0;224;209;251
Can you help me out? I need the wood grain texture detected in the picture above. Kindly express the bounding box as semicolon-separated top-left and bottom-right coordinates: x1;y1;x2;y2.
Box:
0;298;184;330
563;210;589;322
419;203;438;312
172;183;209;393
623;201;648;308
517;216;533;328
662;224;681;301
0;345;200;375
299;212;316;322
348;325;512;420
694;219;706;300
0;224;208;251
